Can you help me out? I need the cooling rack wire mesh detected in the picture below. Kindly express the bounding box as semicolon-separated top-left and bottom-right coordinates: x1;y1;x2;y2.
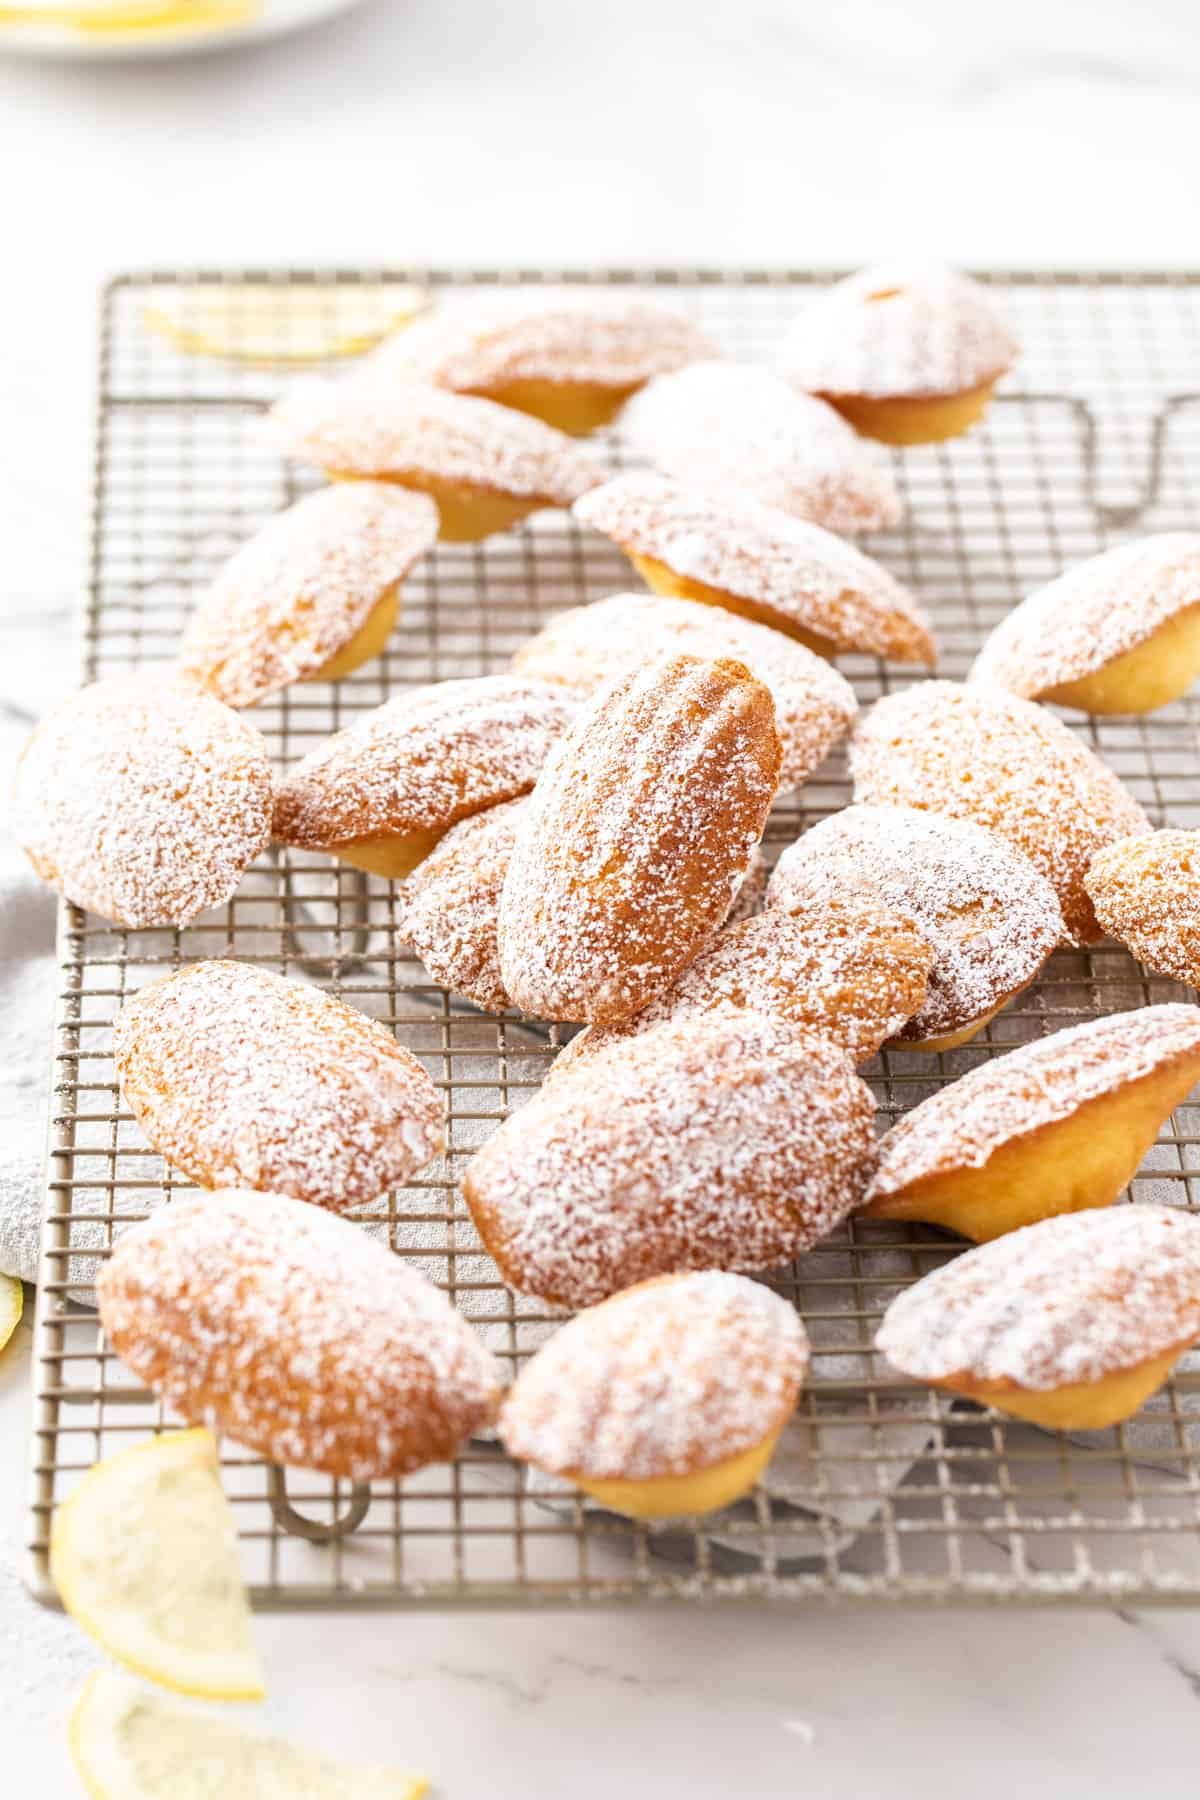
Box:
24;268;1200;1609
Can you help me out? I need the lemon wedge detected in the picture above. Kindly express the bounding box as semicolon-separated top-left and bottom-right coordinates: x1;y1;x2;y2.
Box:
142;283;429;365
70;1671;430;1800
0;1273;22;1353
50;1429;265;1702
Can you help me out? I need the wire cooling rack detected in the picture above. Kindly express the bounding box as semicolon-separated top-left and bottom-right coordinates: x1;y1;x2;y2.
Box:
25;268;1200;1610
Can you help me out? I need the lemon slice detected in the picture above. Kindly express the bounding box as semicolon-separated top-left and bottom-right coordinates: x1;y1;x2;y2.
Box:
0;1;256;28
50;1428;264;1702
70;1671;430;1800
0;1273;22;1353
143;284;429;365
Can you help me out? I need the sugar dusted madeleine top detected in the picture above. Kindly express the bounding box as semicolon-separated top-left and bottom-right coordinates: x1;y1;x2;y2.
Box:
397;798;527;1013
180;483;438;708
272;676;577;852
622;361;901;534
97;1190;501;1482
511;591;857;791
497;654;781;1025
850;681;1150;942
463;1013;875;1308
114;961;444;1210
876;1206;1200;1393
499;1272;808;1483
12;671;272;930
1086;830;1200;988
573;474;935;666
781;263;1017;401
970;534;1200;705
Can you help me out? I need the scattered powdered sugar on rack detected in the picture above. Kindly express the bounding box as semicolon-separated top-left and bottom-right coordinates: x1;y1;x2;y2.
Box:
180;482;439;708
462;1013;875;1308
622;361;901;534
267;376;604;500
373;289;716;391
970;533;1200;698
769;803;1068;1042
273;676;578;848
573;473;935;665
499;1272;809;1482
850;680;1151;942
11;670;273;930
865;1004;1200;1202
113;960;444;1209
511;590;857;792
1086;829;1200;987
779;263;1018;399
876;1206;1200;1390
98;1190;502;1481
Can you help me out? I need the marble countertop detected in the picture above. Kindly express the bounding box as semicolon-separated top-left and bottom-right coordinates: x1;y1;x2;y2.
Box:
5;1;1200;1791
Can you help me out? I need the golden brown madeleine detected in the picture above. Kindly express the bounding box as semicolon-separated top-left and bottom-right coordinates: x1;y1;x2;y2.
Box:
12;671;272;930
499;1272;808;1519
511;591;857;792
373;289;715;434
97;1190;501;1481
462;1012;875;1308
862;1005;1200;1242
549;897;932;1079
1086;830;1200;988
573;474;935;665
769;804;1068;1050
849;681;1150;942
114;961;443;1209
272;676;577;879
497;655;781;1025
397;798;527;1013
970;534;1200;716
267;378;603;540
875;1206;1200;1430
780;263;1018;446
622;360;901;533
180;483;439;707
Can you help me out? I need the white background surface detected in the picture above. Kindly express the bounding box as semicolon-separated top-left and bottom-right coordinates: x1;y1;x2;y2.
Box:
4;1;1200;1792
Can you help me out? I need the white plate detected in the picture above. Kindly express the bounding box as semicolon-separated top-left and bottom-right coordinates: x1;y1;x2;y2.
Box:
0;0;364;59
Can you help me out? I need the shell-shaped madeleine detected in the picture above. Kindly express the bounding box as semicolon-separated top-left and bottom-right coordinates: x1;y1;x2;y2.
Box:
511;591;857;791
397;798;527;1014
849;681;1150;942
113;961;444;1210
769;803;1067;1047
622;361;901;534
970;534;1200;715
499;1272;808;1483
573;474;935;665
497;654;781;1025
12;671;272;930
97;1190;501;1481
180;483;439;707
1086;829;1200;987
463;1012;875;1308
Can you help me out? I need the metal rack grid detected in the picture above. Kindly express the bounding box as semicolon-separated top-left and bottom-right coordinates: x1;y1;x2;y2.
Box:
25;267;1200;1610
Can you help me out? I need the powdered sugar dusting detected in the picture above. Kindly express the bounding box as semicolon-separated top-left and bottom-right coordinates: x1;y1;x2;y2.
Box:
573;474;935;665
499;1272;808;1481
770;803;1067;1041
970;534;1200;699
511;591;857;791
876;1206;1200;1390
114;961;444;1209
463;1013;874;1308
180;483;438;707
98;1189;501;1480
273;676;578;849
866;1004;1200;1203
1086;829;1200;988
12;670;272;929
622;361;901;534
781;264;1018;400
850;681;1150;941
397;798;527;1013
497;655;781;1024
